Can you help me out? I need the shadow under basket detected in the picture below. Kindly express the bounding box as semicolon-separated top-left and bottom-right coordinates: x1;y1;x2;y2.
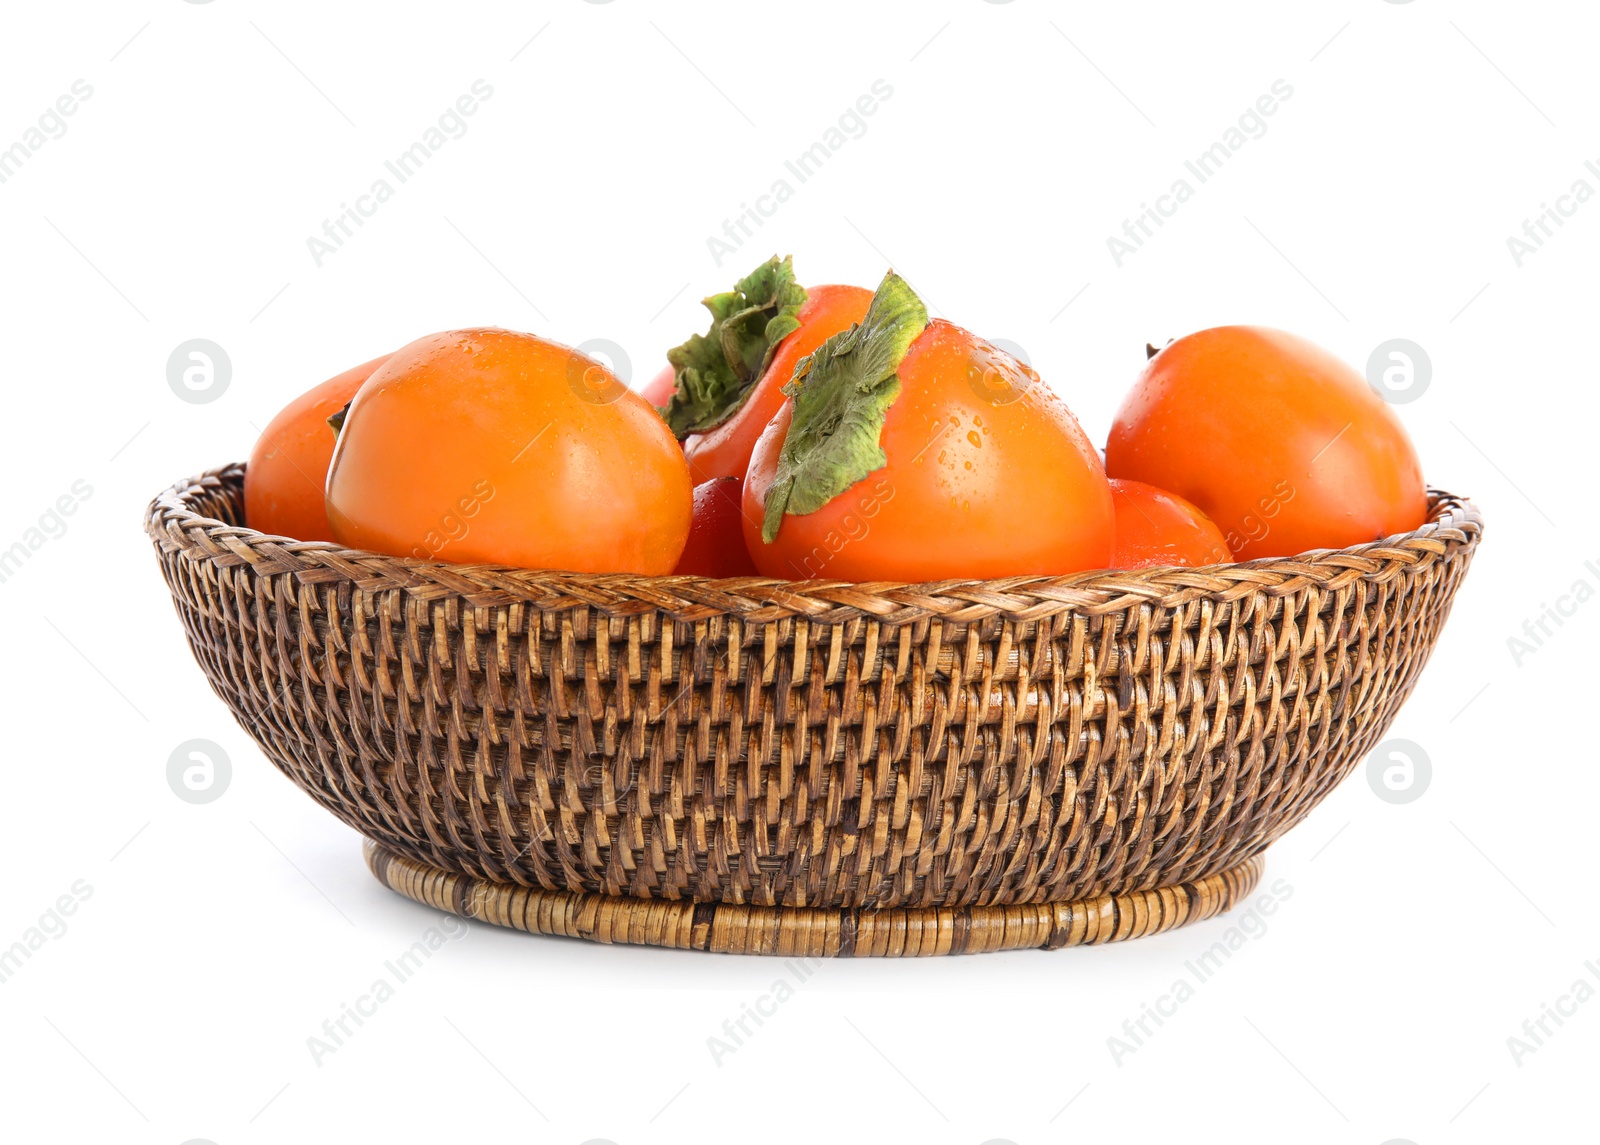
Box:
147;466;1482;956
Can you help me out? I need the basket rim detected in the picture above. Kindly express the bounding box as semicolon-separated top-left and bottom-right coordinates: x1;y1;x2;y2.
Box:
145;462;1482;623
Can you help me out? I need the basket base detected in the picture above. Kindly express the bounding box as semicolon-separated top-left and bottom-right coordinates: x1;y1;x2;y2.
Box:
364;842;1265;957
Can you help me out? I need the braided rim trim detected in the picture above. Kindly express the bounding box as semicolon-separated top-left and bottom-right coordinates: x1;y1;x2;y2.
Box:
146;464;1482;623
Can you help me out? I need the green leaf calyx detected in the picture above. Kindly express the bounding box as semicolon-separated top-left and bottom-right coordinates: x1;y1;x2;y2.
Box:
760;270;929;544
660;255;807;439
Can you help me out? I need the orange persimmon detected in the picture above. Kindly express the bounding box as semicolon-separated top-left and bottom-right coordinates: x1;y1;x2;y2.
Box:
657;255;871;486
325;328;692;573
1106;327;1427;560
743;272;1113;582
245;353;390;541
673;477;759;577
1108;478;1231;568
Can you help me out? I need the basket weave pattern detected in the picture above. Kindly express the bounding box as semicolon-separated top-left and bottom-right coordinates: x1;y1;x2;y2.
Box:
148;466;1480;918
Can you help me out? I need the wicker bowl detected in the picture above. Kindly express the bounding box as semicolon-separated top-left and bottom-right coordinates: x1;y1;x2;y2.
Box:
147;465;1481;956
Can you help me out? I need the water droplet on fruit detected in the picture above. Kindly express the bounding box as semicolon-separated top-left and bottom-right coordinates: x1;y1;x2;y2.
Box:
967;344;1038;407
967;431;982;448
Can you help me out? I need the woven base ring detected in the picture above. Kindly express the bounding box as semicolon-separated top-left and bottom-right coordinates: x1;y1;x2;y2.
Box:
365;841;1265;957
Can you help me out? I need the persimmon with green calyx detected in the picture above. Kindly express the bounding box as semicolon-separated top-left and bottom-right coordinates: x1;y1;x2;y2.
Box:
673;477;760;577
742;271;1114;582
325;328;692;573
1108;478;1231;569
245;353;390;541
659;254;807;438
658;254;872;485
1105;326;1427;560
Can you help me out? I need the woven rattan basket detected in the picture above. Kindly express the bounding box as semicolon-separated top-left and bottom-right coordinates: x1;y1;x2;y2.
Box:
147;465;1481;956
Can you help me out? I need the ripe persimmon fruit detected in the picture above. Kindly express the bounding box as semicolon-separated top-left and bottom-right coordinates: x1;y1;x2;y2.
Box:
743;272;1113;582
673;477;759;577
325;328;692;573
657;255;871;486
1109;478;1231;568
245;353;390;541
638;363;677;409
1106;326;1427;560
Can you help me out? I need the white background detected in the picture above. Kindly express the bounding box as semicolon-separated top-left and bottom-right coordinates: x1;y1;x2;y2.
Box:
0;1;1592;1142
